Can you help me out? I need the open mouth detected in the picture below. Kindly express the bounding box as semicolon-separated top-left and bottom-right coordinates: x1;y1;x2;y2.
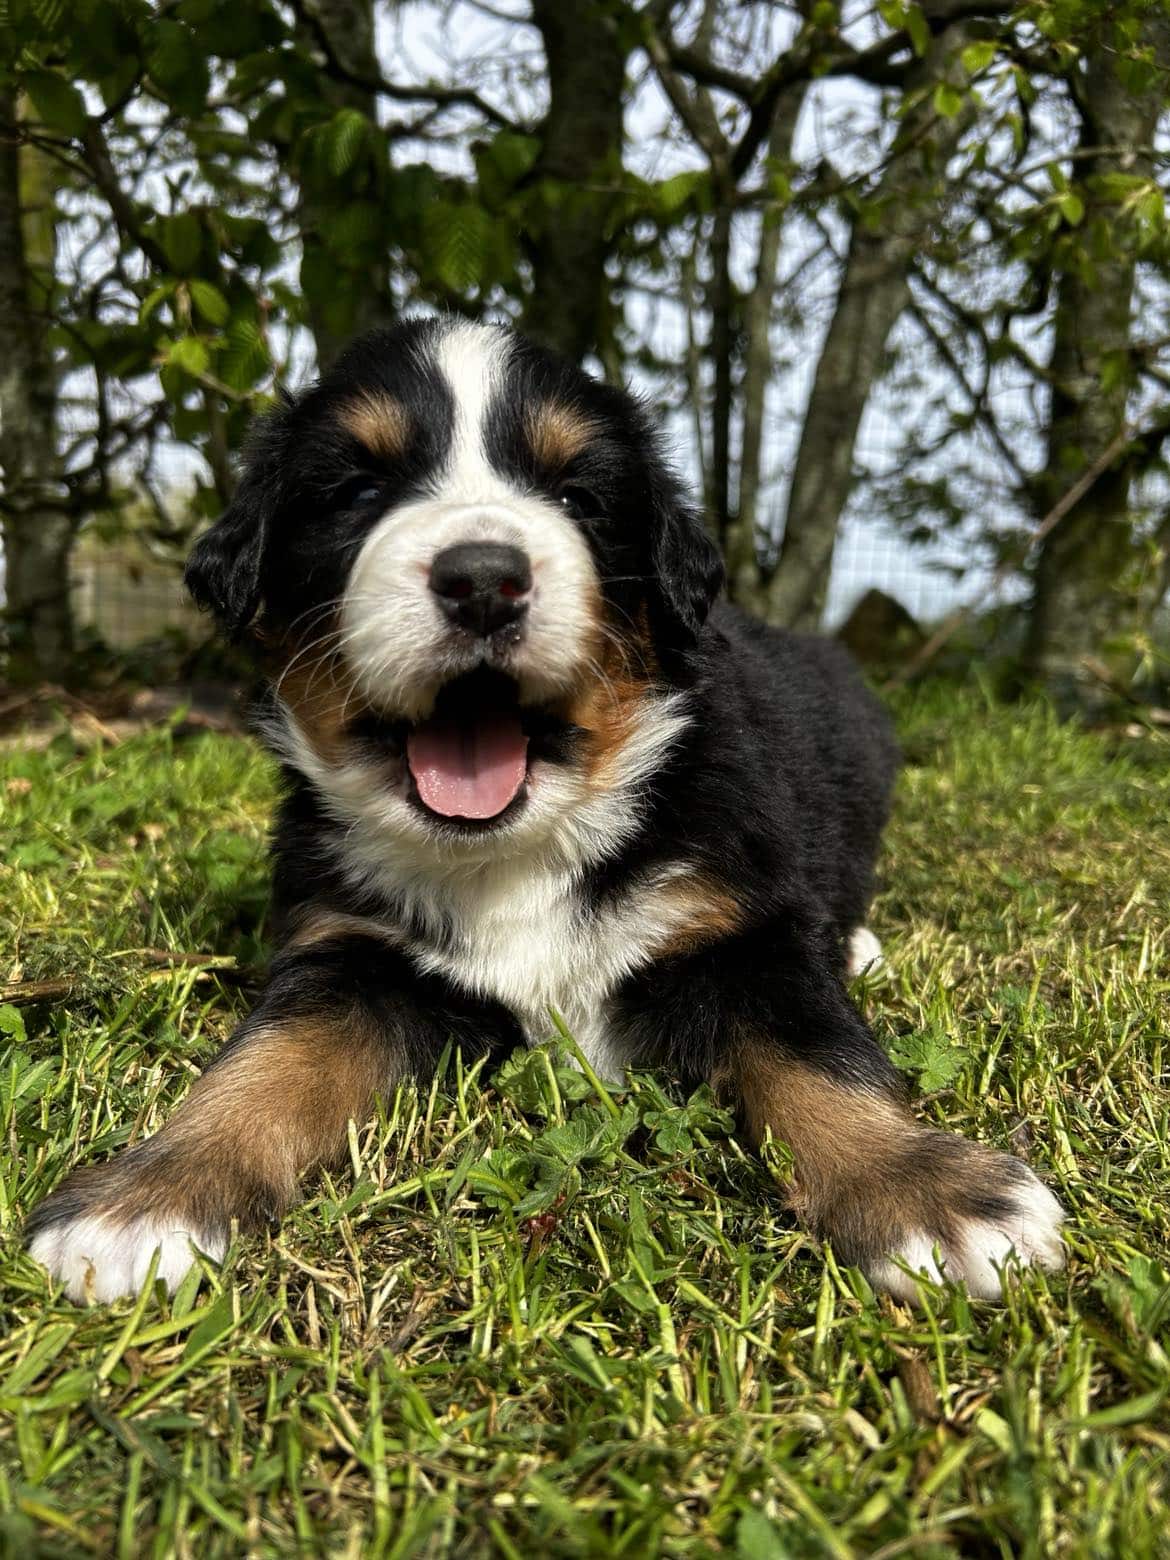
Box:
356;668;579;829
407;668;530;822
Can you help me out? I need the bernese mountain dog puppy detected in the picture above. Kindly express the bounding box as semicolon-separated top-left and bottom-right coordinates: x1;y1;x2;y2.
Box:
28;317;1065;1304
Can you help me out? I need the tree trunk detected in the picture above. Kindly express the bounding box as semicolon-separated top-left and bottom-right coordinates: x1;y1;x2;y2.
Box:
762;28;973;631
0;90;73;684
521;0;625;363
297;0;394;370
724;86;806;609
1023;20;1170;710
708;201;733;542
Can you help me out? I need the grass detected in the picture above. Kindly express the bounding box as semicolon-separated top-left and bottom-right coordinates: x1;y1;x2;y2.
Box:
1;683;1168;1558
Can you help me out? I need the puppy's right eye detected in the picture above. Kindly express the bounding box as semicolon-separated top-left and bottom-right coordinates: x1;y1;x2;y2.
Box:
334;477;386;511
558;485;602;522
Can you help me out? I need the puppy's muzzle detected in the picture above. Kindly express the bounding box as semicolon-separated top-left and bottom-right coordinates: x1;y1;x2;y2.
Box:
429;543;532;639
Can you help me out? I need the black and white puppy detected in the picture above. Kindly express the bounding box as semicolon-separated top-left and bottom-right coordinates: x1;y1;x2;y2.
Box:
28;318;1064;1304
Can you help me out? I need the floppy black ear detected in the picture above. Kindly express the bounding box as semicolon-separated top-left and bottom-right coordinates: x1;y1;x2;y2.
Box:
649;488;725;648
184;415;287;634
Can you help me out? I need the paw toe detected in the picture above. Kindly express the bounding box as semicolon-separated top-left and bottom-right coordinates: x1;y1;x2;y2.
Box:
846;927;884;977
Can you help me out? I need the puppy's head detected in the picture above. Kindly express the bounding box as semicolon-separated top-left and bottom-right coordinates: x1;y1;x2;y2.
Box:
187;318;722;861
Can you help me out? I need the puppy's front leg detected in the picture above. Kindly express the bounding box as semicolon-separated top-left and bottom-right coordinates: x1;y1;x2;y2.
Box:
627;916;1065;1301
27;932;515;1302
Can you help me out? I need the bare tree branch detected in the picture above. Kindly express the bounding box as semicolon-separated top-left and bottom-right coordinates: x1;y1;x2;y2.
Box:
288;0;523;131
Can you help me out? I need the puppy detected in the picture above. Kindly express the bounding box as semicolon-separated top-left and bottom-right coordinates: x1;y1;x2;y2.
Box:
28;318;1064;1303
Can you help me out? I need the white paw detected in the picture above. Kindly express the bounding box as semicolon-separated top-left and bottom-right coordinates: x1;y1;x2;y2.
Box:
846;926;884;977
28;1213;225;1303
867;1171;1065;1302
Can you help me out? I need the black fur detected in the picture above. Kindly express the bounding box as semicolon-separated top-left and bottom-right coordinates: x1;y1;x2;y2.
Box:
201;316;900;1094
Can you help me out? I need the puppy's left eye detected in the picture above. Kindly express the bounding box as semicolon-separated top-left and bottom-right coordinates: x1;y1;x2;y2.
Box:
558;486;602;521
335;477;386;510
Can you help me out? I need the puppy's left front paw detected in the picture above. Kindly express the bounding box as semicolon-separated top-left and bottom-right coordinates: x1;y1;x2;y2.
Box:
866;1153;1065;1302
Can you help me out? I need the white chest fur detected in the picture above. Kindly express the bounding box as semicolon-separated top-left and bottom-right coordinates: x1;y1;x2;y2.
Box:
404;859;697;1079
266;693;700;1077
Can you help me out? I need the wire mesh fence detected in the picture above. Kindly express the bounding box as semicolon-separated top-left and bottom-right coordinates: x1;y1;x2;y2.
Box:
71;539;208;653
67;521;997;651
825;517;1014;629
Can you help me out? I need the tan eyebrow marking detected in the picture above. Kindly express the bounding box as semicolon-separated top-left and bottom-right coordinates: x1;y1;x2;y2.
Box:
338;391;412;460
525;400;597;470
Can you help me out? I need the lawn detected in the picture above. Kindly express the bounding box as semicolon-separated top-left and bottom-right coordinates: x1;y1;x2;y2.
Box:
1;686;1168;1558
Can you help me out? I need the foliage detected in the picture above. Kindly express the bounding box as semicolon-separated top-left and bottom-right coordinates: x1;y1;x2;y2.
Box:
0;4;1163;527
1;689;1169;1553
2;1;1170;688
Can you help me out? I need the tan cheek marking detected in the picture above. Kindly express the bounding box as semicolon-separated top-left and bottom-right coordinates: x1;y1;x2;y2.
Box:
576;674;643;782
560;606;659;790
271;638;367;764
526;401;597;470
339;392;411;461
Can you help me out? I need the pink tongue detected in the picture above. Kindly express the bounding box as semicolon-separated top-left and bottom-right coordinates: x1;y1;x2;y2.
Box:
407;712;528;820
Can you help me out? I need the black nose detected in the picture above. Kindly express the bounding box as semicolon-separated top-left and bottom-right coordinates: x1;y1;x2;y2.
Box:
429;543;532;637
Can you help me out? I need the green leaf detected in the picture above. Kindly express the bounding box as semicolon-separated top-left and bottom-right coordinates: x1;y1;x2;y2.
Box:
162;211;203;274
167;336;210;379
961;40;997;75
887;1029;969;1093
933;82;965;119
422;201;493;294
737;1507;791;1559
218;317;267;392
147;18;210;115
1135;185;1164;236
188;280;230;327
512;1165;571;1218
140;281;177;323
325;108;371;177
1057;192;1084;226
11;840;63;869
0;1004;27;1044
23;70;87;137
655;169;708;218
321;201;383;257
905;5;929;57
477;130;541;189
0;1053;56;1109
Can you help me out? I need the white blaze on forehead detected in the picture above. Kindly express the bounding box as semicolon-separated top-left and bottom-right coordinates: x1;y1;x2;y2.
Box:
433;320;509;499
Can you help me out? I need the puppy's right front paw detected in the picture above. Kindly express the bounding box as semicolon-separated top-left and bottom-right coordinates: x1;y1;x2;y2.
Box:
26;1155;229;1304
28;1208;225;1304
